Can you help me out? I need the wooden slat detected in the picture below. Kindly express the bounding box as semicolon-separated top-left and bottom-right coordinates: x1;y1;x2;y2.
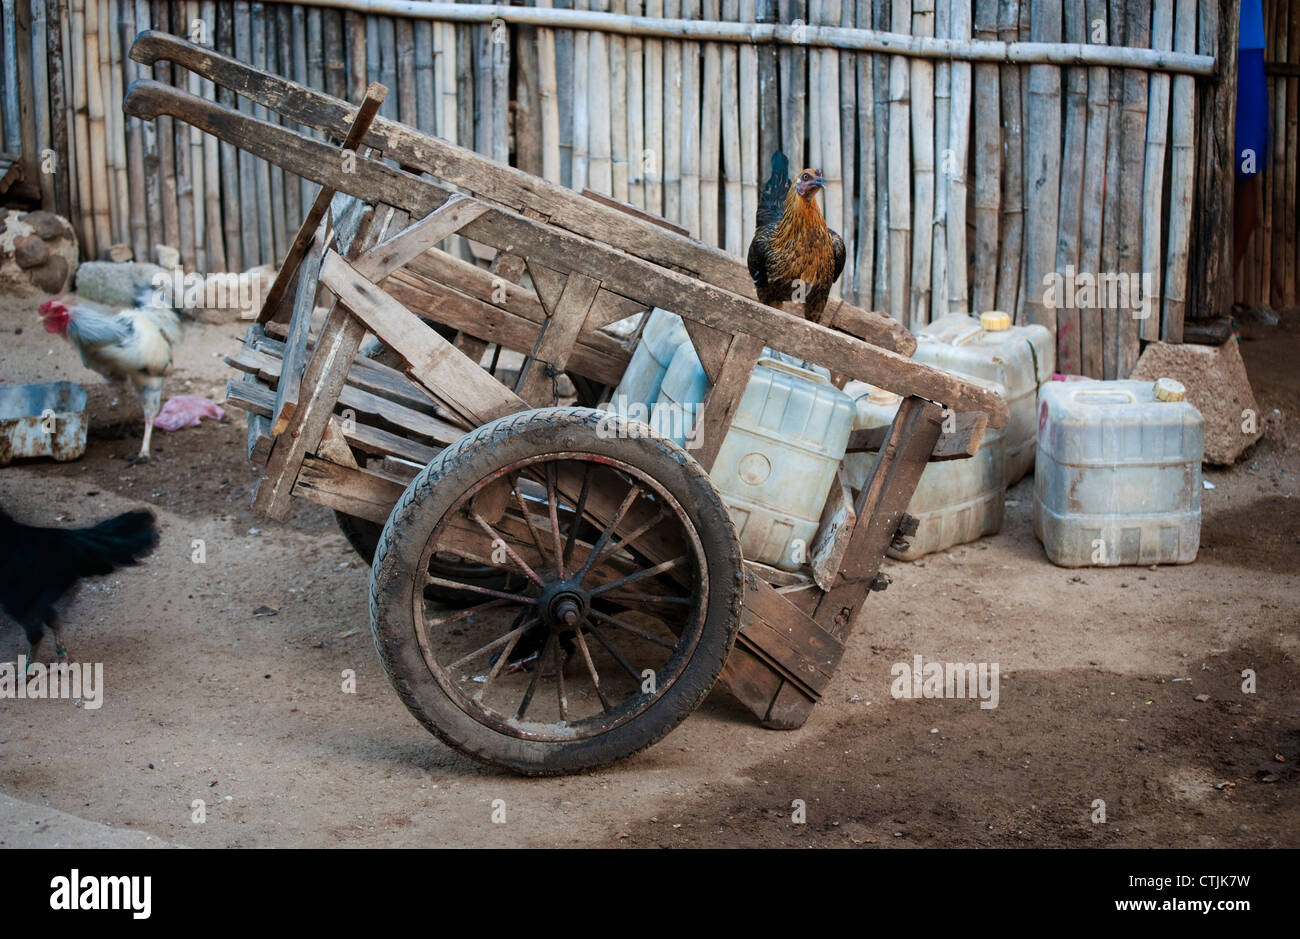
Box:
516;265;602;405
318;251;528;426
270;225;326;436
293;454;406;524
695;333;765;471
358;192;490;281
257;81;386;324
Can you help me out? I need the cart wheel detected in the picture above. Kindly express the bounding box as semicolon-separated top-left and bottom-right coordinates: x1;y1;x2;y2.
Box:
369;407;744;775
334;510;523;607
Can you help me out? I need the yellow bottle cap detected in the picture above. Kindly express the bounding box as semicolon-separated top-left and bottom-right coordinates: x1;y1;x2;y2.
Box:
1153;378;1187;402
980;311;1011;331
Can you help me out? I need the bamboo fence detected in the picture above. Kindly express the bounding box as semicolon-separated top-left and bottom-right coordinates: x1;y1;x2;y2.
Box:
1;0;1247;378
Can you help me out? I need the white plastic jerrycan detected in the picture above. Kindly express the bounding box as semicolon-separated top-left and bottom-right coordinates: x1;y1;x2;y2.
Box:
1034;378;1203;567
913;311;1053;485
611;308;690;411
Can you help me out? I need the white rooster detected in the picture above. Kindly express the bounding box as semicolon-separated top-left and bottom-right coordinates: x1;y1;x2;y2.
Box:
39;292;181;464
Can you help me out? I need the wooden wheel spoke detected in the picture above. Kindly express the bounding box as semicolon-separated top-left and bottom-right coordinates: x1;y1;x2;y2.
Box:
510;473;552;573
561;462;595;569
473;626;526;701
570;628;611;712
545;462;566;578
575;483;642;583
599;592;693;606
587;625;644;684
589;555;688;597
515;629;556;721
554;637;569;722
448;615;536;672
470;509;545;586
425;598;511;629
426;574;536;605
588;609;678;650
589;508;668;571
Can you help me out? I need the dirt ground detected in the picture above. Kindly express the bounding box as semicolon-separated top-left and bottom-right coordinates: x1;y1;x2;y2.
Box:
0;290;1296;849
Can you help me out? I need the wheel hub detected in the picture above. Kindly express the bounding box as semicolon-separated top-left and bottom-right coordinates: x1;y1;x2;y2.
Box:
539;579;590;630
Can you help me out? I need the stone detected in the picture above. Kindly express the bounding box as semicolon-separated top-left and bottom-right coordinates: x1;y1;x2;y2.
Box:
23;211;66;241
74;260;169;308
1130;340;1262;465
107;242;134;262
29;256;71;293
154;244;180;270
12;234;49;269
194;265;275;324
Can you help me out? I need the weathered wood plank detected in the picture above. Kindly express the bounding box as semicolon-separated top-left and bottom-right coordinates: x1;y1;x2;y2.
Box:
516;265;602;405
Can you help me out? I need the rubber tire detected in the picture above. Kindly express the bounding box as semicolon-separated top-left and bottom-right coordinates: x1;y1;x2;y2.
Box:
369;407;745;776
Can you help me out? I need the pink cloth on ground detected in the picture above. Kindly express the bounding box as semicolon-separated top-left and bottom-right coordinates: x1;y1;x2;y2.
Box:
153;395;225;431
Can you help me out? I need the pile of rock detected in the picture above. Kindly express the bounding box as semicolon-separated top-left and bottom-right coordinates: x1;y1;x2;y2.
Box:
0;209;79;294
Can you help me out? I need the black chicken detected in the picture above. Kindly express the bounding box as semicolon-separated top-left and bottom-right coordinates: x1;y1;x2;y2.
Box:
0;507;159;663
746;151;847;324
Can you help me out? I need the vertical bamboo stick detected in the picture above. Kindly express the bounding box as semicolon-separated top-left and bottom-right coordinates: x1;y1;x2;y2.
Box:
1100;0;1123;378
662;0;682;221
1017;0;1030;315
1023;0;1061;334
818;0;844;302
555;0;573;185
1115;0;1147;376
610;0;630;203
121;0;148;261
538;0;562;183
515;19;542;177
324;10;344;100
572;9;590;191
346;12;366;102
1077;0;1109;375
626;0;645;208
30;0;54;209
233;2;259;267
971;0;999;314
872;0;890;312
778;0;806;168
994;0;1022;316
756;0;780;172
909;0;935;330
492;14;509;165
741;0;760;251
303;5;322;209
85;0;112;253
1160;0;1195;343
413;19;434;134
378;16;397;122
456;15;474;153
644;0;664;213
0;0;18;153
700;0;723;246
185;1;208;271
947;0;973;316
588;4;613;194
203;0;225;270
931;0;950;321
282;3;304;236
721;0;743;254
838;0;856;301
439;20;458;145
853;0;876;307
1054;0;1086;373
680;0;702;236
109;0;131;249
252;5;275;265
888;0;912;324
71;0;93;253
1139;0;1172;342
46;0;72;221
216;0;241;272
808;1;822;202
396;18;415;128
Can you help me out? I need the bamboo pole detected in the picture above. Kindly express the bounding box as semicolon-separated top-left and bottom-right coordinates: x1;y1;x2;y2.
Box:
185;1;208;271
538;0;562;183
84;0;111;253
662;0;681;221
756;0;779;171
931;0;950;320
515;19;542;177
947;0;972;315
741;0;760;251
1160;0;1195;343
819;0;844;301
281;3;303;236
233;2;259;267
30;0;54;209
1139;0;1172;342
778;0;806;168
347;12;366;101
396;17;415;128
888;0;912;324
643;0;664;212
722;0;744;253
555;1;573;185
853;0;875;307
216;0;241;272
1023;0;1061;333
254;5;277;264
971;0;999;314
1017;0;1029;313
1100;0;1122;377
872;0;889;310
680;0;702;236
1054;0;1086;373
993;0;1022;315
808;2;822;211
610;0;631;203
109;0;131;249
304;5;322;207
492;10;509;164
243;0;1216;72
909;0;934;330
699;0;723;246
0;0;18;153
626;0;645;207
71;0;93;253
324;9;345;100
588;2;613;194
439;19;457;145
119;0;146;260
572;5;590;190
1077;0;1108;375
411;16;431;135
46;0;73;221
837;1;855;301
1115;0;1147;376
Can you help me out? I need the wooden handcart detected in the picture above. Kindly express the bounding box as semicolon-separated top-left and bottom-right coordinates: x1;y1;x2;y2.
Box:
124;31;1008;775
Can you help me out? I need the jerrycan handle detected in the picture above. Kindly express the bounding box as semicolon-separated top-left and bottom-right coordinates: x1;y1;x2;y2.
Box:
756;355;832;386
1072;387;1137;404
